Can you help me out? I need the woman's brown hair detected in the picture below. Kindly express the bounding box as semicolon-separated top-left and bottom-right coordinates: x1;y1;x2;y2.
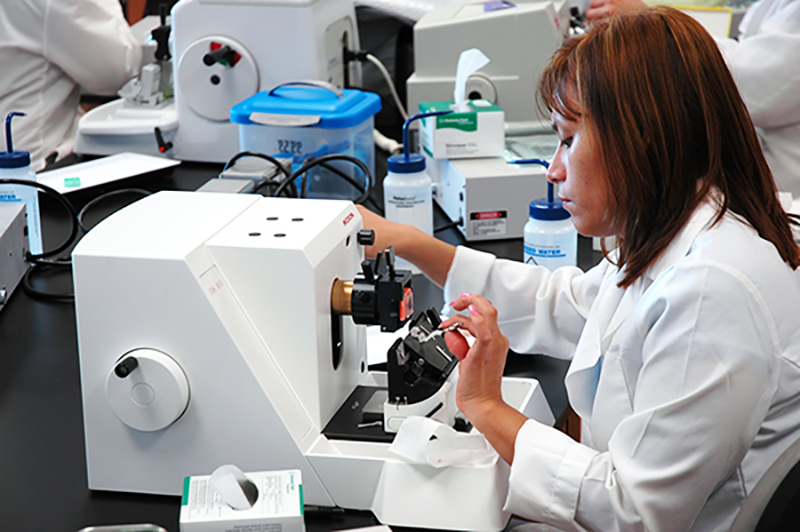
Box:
538;6;800;287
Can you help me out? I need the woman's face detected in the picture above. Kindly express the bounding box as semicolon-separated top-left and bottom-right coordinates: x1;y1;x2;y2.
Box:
547;111;618;237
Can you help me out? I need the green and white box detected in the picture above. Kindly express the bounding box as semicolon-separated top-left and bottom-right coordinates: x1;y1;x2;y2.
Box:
420;100;504;159
180;469;304;532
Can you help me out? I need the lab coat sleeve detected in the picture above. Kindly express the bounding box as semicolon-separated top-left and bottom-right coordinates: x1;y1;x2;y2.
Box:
505;261;778;532
716;0;800;129
42;0;143;95
443;246;607;359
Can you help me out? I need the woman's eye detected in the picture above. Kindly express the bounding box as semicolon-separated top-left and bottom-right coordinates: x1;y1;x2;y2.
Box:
560;137;573;148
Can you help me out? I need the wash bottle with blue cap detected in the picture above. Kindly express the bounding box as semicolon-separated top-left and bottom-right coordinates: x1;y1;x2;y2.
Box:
383;110;452;248
523;180;577;270
0;112;42;255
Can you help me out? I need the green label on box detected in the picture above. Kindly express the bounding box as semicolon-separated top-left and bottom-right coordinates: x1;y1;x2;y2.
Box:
182;476;190;506
437;114;477;132
63;177;81;188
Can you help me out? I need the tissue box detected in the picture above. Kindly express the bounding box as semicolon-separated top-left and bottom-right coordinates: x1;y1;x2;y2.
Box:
420;100;504;159
180;469;305;532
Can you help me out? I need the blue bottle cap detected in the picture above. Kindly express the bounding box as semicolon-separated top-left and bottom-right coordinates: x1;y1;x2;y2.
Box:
387;153;426;173
529;198;570;221
0;150;31;169
0;112;31;169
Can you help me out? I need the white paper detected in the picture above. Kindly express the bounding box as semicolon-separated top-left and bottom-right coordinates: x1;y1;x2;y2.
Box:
209;464;258;511
388;416;497;468
453;49;490;112
37;152;180;194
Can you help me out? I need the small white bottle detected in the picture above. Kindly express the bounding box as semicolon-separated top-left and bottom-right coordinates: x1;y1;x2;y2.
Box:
383;153;432;273
384;153;433;234
382;110;451;274
0;112;42;256
523;197;577;271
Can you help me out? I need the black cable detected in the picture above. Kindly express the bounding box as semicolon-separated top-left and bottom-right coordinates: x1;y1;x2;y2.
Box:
0;178;78;261
223;151;297;197
434;218;463;233
22;263;74;303
315;161;366;195
77;188;152;233
272;154;372;204
221;151;292;180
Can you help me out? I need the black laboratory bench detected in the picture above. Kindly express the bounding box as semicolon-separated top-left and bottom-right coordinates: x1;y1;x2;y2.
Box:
0;158;599;531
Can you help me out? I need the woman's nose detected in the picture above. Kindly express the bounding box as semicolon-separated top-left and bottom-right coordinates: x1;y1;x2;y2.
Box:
546;155;565;185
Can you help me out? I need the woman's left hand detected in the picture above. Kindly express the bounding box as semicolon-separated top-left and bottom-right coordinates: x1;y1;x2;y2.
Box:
441;294;530;465
441;294;510;423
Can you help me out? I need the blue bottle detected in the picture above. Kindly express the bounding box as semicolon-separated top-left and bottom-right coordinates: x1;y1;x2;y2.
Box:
0;112;42;255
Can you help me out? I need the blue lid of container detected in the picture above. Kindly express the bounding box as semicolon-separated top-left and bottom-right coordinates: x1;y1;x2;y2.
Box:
529;198;570;221
0;112;30;168
230;84;381;129
0;151;30;168
387;153;425;173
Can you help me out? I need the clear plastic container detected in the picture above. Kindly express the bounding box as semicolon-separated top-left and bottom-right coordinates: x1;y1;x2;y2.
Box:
523;198;577;271
230;84;381;199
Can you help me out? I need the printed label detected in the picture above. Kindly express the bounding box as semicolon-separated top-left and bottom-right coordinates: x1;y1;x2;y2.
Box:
388;195;426;208
470;210;508;236
437;114;477;132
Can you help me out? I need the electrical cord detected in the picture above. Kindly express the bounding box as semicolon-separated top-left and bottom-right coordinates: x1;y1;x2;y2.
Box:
77;188;152;233
272;154;372;204
434;218;463;233
22;263;74;303
365;53;409;121
222;151;297;197
0;178;78;262
0;178;81;302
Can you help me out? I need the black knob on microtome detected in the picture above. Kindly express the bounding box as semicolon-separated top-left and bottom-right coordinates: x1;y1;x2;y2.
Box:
357;229;375;246
203;45;235;66
115;357;139;378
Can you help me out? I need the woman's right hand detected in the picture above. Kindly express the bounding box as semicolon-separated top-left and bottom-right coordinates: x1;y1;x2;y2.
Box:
356;205;457;287
357;205;404;259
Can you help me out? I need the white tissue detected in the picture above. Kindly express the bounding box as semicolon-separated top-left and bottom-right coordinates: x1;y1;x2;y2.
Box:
209;464;259;511
388;416;497;468
453;48;490;112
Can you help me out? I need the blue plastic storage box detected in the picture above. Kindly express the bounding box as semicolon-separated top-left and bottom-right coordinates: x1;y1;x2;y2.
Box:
230;83;381;199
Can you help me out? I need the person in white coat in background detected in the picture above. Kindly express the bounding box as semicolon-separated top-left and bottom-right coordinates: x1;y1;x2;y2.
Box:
0;0;148;171
359;7;800;531
585;0;800;198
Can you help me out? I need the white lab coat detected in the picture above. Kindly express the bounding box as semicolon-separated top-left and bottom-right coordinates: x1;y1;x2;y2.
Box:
443;201;800;531
0;0;144;170
716;0;800;197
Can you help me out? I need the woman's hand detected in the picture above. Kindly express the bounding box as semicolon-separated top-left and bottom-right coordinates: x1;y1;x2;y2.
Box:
441;293;528;464
441;294;510;422
357;205;403;259
585;0;646;21
356;205;457;287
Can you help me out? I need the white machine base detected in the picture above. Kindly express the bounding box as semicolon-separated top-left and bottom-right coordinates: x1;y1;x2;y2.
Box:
73;192;555;531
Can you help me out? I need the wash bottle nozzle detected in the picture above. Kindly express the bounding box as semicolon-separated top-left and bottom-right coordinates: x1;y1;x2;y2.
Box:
5;112;26;153
402;110;453;160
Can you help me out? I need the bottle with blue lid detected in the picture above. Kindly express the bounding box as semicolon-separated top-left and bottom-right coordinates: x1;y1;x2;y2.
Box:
523;182;577;270
0;112;42;255
383;110;451;273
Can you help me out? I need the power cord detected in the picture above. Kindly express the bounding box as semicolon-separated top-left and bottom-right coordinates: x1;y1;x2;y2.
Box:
222;151;296;197
77;188;151;233
0;178;78;262
271;154;372;205
0;178;79;302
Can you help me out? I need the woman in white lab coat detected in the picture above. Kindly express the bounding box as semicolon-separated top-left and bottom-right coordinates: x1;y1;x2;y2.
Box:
585;0;800;197
0;0;145;170
359;7;800;531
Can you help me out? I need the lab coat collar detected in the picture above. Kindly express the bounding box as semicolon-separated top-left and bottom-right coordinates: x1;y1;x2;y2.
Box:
644;197;722;284
565;196;723;420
